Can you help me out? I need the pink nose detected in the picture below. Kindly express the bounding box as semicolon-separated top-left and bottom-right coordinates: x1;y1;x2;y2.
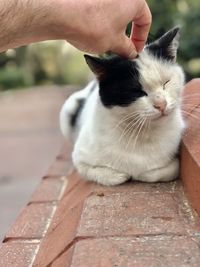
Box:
153;100;167;113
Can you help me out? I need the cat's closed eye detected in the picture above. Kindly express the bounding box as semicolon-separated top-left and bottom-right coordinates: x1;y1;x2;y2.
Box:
163;80;170;90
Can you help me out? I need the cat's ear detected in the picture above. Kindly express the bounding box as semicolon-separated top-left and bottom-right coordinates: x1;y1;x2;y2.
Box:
84;55;107;78
146;27;180;62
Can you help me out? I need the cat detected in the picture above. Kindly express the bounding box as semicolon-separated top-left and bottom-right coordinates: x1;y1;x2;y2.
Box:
60;27;185;186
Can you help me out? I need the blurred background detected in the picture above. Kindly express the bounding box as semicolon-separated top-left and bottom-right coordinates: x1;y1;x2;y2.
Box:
148;0;200;81
0;0;199;241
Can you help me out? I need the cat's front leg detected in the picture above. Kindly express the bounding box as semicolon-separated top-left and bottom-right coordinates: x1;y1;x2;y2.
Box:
136;158;179;183
75;162;130;186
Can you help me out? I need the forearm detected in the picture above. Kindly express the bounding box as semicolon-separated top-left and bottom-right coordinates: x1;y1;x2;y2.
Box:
0;0;100;52
0;0;151;57
0;0;57;51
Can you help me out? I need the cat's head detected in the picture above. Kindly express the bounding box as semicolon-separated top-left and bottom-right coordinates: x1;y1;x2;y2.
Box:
84;27;185;121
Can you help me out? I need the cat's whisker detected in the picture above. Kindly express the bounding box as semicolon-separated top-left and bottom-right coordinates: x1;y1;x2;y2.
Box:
182;107;200;113
116;113;141;134
114;115;139;139
182;93;200;99
182;99;200;103
144;118;151;141
182;97;200;101
182;110;200;120
128;116;145;150
183;111;200;120
182;98;200;103
181;108;200;114
143;113;155;118
181;104;200;110
147;117;151;132
113;112;141;131
182;104;200;108
111;115;141;138
132;117;146;150
182;100;200;104
124;117;143;150
139;117;149;142
118;115;142;144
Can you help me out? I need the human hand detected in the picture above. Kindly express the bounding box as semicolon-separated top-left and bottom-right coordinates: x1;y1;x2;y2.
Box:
52;0;152;58
0;0;151;57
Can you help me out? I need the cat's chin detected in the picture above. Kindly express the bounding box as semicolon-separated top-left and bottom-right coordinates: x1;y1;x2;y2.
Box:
151;111;171;121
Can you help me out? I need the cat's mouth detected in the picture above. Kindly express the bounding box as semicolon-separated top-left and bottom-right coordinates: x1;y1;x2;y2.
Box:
152;110;170;120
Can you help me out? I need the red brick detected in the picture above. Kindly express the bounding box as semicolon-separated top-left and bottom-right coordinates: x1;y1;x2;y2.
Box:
33;172;92;267
46;159;72;177
56;141;73;161
182;79;200;115
0;242;39;267
5;203;56;239
33;169;200;266
51;247;74;267
182;79;200;160
181;78;200;217
94;180;181;195
71;236;200;267
77;190;200;237
30;176;67;202
181;143;200;216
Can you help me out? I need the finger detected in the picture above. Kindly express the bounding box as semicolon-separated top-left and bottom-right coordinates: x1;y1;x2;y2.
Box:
111;35;138;59
130;2;152;52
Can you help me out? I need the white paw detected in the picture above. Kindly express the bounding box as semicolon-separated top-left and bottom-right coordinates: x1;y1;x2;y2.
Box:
97;171;130;186
76;162;130;186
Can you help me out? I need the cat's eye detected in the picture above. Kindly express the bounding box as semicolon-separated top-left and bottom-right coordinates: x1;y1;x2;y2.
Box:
163;80;170;90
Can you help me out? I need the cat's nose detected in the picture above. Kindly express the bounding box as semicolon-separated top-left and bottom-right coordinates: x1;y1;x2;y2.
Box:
153;99;167;113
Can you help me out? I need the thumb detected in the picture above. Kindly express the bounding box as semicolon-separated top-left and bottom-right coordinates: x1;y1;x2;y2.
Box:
111;35;138;59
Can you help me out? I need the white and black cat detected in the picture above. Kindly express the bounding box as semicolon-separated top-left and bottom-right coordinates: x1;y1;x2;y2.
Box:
60;27;185;186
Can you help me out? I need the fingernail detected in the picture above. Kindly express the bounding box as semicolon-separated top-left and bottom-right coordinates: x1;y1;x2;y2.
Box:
128;49;138;59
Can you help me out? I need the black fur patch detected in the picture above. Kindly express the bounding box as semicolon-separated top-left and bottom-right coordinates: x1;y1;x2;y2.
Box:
146;27;179;61
70;98;85;127
146;43;174;61
98;56;147;107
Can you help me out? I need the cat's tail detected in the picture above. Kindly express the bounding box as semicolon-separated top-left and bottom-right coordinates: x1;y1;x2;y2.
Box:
59;80;96;139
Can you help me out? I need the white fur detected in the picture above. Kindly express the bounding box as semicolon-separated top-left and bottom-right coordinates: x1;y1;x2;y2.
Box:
60;51;185;186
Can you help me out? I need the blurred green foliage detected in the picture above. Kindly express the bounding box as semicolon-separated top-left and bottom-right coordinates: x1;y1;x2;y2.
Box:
148;0;200;80
0;0;199;90
0;41;91;90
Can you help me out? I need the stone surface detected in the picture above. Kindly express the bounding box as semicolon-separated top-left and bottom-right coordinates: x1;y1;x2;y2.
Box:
30;176;68;203
71;236;200;267
94;180;181;195
50;247;75;267
78;187;200;237
0;242;39;267
5;203;56;240
34;171;200;266
46;159;73;177
33;171;92;267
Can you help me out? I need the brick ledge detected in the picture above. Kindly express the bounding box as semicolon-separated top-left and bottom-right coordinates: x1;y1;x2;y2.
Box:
0;80;200;266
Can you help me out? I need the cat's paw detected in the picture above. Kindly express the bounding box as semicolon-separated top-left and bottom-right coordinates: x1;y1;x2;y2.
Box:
136;159;179;183
97;171;130;186
76;162;130;186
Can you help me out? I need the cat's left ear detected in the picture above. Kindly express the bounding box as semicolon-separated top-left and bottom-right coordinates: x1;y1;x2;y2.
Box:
146;27;180;62
84;55;107;78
